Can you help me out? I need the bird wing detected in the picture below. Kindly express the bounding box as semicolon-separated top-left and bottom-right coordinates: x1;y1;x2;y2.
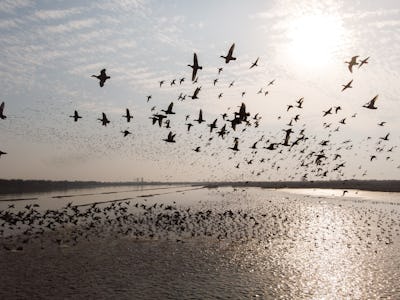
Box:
228;43;235;56
0;102;4;113
100;69;106;76
348;64;353;73
193;53;198;67
371;94;378;104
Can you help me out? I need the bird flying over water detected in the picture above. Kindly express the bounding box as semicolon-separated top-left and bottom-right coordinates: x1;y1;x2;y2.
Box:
0;102;6;119
162;102;175;115
123;109;133;122
221;43;236;63
98;113;110;126
194;109;205;124
228;139;239;151
163;131;176;143
188;53;202;82
69;110;82;122
91;69;110;87
121;130;132;137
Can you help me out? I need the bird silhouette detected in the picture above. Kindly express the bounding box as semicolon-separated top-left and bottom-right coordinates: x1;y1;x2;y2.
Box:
221;43;236;63
194;109;205;124
69;110;82;122
0;150;6;157
98;113;110;126
380;133;389;141
163;131;176;143
0;102;6;119
345;56;359;73
268;79;275;86
363;95;378;109
190;87;201;100
121;130;132;137
282;129;293;146
123;108;133;122
358;56;369;68
323;108;332;116
161;102;175;115
208;119;217;133
341;79;353;91
249;57;259;69
228;139;239;151
188;53;203;82
91;69;110;87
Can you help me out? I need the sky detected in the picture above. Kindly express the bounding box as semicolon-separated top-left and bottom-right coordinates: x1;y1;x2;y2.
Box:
0;0;399;182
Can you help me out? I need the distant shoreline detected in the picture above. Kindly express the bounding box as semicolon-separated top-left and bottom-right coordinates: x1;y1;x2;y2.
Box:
0;179;399;194
205;180;400;193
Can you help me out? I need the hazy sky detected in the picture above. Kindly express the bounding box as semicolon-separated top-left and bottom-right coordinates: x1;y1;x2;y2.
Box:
0;0;399;182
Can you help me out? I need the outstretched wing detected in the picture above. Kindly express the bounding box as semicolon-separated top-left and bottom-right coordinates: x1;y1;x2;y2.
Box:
193;53;198;67
0;102;4;113
100;69;106;76
228;43;235;56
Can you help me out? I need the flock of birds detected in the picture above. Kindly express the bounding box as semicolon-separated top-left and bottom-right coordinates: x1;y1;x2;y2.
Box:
0;44;398;181
1;187;399;252
1;43;399;250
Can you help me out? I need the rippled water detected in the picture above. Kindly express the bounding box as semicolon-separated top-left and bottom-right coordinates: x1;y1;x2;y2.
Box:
1;186;400;299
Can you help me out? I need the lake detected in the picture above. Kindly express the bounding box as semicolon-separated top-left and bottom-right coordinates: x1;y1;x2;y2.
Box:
1;185;399;299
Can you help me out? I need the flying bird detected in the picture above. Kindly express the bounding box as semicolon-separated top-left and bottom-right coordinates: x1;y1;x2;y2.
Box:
91;69;110;87
228;139;239;151
249;57;259;69
123;109;133;122
358;56;369;68
163;131;176;143
121;130;132;137
0;150;6;157
190;87;201;100
188;53;203;82
0;102;6;119
98;113;110;126
161;102;175;115
69;110;82;122
345;56;359;73
194;109;205;124
220;43;236;63
341;79;353;91
208;119;218;133
363;95;378;109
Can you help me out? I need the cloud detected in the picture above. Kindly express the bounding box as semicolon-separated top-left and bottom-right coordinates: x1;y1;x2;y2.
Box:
0;0;33;13
44;18;99;34
32;8;84;20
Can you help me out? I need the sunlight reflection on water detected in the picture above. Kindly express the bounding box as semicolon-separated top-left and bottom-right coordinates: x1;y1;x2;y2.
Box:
1;186;399;299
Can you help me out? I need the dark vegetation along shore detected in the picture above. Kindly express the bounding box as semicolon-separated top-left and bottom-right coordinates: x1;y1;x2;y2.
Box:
0;179;399;194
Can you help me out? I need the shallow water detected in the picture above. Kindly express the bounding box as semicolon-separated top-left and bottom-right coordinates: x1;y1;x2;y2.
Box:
1;186;400;299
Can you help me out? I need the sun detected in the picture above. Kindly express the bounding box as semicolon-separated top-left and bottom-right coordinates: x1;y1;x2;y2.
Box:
286;14;345;68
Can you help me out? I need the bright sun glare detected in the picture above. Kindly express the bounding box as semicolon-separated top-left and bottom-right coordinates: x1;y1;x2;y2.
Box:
287;14;345;67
